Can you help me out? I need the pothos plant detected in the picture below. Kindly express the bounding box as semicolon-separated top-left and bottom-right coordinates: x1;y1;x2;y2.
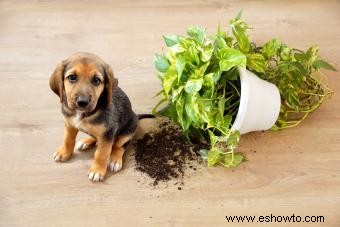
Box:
153;12;336;168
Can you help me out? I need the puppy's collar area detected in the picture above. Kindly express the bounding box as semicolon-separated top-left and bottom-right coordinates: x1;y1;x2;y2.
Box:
73;109;98;120
83;108;98;118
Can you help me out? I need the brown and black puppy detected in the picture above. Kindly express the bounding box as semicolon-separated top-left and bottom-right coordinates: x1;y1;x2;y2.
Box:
50;52;151;182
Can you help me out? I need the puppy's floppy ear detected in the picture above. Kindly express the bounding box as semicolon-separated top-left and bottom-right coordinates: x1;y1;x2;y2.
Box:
104;63;118;105
49;60;67;102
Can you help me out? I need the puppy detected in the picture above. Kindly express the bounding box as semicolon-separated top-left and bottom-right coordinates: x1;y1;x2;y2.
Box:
50;52;152;182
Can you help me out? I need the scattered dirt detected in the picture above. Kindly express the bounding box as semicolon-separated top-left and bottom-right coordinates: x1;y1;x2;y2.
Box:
134;119;208;187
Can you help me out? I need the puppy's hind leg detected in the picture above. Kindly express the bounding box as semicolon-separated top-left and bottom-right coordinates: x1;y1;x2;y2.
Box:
76;137;97;152
108;133;134;172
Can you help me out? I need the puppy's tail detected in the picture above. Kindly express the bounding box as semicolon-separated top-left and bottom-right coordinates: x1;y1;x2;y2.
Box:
137;114;155;120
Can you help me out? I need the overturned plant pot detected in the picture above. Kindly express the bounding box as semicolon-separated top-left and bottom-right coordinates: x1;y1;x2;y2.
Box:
232;67;281;134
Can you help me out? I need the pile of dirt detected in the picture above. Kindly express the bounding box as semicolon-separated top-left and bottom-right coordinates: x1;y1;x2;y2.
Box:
134;119;208;187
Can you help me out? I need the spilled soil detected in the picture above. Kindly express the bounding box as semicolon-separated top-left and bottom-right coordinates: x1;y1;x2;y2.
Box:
134;119;208;187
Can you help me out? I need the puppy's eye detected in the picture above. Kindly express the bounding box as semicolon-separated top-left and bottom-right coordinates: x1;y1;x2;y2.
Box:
92;76;101;86
67;74;77;83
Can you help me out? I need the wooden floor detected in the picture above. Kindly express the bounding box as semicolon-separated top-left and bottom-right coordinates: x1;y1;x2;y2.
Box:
0;1;339;226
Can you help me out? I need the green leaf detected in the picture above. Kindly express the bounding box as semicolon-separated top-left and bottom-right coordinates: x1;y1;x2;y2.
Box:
261;39;281;59
235;10;243;20
227;130;240;149
294;52;306;61
221;152;246;168
200;45;214;62
155;54;170;73
218;48;246;71
203;73;215;97
187;26;206;44
306;45;319;60
229;15;250;53
290;61;307;76
280;45;292;61
192;62;209;78
246;53;266;73
188;46;200;65
184;78;203;93
185;94;198;122
171;85;184;103
203;73;215;86
216;115;232;133
162;68;177;95
182;112;192;133
214;32;227;49
207;147;223;167
169;44;186;54
313;59;337;71
176;56;186;80
282;87;300;109
213;71;222;83
163;35;180;47
270;124;280;131
175;94;185;126
218;98;226;119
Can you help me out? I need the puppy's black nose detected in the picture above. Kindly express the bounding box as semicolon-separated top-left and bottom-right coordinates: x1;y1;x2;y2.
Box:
76;96;90;108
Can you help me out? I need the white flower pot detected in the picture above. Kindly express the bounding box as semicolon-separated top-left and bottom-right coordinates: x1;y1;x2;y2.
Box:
232;67;281;134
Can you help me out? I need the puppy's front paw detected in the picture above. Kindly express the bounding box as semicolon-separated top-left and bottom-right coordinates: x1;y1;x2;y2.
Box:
108;155;123;172
53;146;73;162
88;164;106;182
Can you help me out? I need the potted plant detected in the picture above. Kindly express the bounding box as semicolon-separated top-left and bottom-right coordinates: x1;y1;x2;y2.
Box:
153;12;336;168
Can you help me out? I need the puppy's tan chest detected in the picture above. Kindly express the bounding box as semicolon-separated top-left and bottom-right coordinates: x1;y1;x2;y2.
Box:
67;113;105;138
71;113;84;128
67;113;90;135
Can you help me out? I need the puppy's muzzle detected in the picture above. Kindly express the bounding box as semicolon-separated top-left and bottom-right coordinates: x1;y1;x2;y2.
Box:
76;95;91;109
